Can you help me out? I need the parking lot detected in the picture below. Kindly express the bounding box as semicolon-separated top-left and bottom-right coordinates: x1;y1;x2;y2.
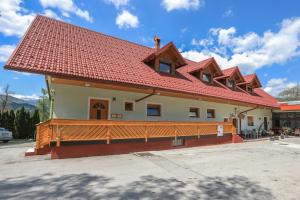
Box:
0;138;300;200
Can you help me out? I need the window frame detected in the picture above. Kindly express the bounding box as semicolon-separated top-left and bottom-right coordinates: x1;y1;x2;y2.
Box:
189;107;200;118
206;108;216;119
124;101;135;111
246;85;253;93
202;73;212;84
247;116;254;126
227;79;236;90
146;103;162;117
159;61;172;74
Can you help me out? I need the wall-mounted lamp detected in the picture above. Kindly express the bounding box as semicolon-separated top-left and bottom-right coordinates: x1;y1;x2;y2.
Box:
112;97;116;101
85;83;91;87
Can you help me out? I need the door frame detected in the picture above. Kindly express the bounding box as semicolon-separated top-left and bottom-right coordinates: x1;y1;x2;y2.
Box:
263;116;269;130
87;97;111;120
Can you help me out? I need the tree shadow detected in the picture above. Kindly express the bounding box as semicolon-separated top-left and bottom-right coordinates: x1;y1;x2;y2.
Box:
0;174;274;200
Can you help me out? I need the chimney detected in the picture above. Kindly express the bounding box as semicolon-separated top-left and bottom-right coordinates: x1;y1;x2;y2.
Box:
154;36;161;50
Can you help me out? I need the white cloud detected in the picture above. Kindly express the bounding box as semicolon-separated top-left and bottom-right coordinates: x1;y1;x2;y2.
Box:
14;71;32;76
13;77;19;80
0;44;16;63
223;9;233;17
161;0;203;11
10;93;40;100
183;17;300;73
39;0;93;22
0;0;35;37
105;0;129;9
191;38;213;47
42;9;61;20
264;78;298;96
116;10;139;29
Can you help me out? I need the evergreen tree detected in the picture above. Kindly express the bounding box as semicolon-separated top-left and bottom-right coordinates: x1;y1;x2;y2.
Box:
37;88;50;122
15;107;27;139
7;110;15;134
1;111;9;130
30;110;40;139
0;111;2;127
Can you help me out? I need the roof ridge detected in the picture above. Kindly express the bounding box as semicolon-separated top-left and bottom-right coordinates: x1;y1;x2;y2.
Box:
36;14;154;51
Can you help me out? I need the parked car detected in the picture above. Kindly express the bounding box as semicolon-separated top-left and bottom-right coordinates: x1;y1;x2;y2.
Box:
0;127;13;143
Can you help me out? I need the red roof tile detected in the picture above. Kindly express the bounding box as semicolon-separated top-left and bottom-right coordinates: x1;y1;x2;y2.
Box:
5;15;279;108
242;74;262;87
222;67;237;77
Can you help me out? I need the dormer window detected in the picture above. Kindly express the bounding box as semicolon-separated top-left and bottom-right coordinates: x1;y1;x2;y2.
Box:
227;79;236;90
246;85;253;93
159;61;172;74
202;73;212;84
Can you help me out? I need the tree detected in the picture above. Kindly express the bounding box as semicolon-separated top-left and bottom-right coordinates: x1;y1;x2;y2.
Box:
278;84;300;101
0;84;10;114
15;107;28;139
30;109;40;139
7;110;15;134
37;88;50;122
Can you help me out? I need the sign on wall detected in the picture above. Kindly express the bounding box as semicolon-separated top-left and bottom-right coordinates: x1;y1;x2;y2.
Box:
217;125;224;137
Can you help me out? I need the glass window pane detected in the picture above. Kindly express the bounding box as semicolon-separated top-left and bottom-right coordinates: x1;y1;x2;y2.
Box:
159;62;171;73
202;73;212;83
125;102;133;111
247;116;254;126
147;104;161;116
189;108;199;118
207;109;215;118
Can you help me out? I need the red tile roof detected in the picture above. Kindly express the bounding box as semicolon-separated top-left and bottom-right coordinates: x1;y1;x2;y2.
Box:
5;15;279;108
222;67;237;77
242;74;262;87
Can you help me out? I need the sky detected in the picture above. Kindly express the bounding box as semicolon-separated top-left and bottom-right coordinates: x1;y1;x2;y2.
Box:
0;0;300;100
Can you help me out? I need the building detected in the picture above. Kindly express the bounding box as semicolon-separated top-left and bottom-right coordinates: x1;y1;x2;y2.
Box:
273;101;300;131
4;15;279;158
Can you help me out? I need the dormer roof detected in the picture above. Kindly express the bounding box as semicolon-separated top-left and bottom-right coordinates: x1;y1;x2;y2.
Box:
186;57;223;76
238;74;262;88
217;66;245;83
143;42;187;68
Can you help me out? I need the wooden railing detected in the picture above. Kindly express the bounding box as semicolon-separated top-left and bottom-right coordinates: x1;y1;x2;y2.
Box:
35;119;237;149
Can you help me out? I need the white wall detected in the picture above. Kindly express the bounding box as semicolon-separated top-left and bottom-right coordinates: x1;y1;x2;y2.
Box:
51;83;272;131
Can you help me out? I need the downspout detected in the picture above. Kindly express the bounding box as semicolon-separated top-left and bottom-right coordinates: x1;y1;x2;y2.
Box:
45;76;54;119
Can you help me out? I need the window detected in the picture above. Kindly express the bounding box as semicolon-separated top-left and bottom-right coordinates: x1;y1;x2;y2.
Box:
227;79;236;89
202;73;212;83
207;109;215;118
147;104;161;116
224;118;229;122
246;85;253;93
189;107;199;118
124;101;134;111
159;61;171;74
247;116;254;126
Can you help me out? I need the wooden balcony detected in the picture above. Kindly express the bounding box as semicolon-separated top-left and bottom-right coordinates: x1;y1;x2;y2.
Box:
35;119;237;150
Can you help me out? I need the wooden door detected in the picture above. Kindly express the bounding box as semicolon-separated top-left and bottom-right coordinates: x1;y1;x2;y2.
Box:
89;99;109;120
232;118;237;128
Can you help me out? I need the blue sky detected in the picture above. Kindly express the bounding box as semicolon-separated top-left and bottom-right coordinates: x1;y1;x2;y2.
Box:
0;0;300;100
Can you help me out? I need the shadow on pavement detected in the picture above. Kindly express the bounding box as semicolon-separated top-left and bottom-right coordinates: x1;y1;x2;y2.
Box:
0;173;274;200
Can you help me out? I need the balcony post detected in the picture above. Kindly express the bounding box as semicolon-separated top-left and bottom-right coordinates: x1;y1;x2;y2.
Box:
56;125;61;147
106;126;111;144
35;125;40;149
145;126;148;142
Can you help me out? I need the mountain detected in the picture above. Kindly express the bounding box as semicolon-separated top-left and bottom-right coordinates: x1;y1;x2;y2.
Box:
0;95;38;112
